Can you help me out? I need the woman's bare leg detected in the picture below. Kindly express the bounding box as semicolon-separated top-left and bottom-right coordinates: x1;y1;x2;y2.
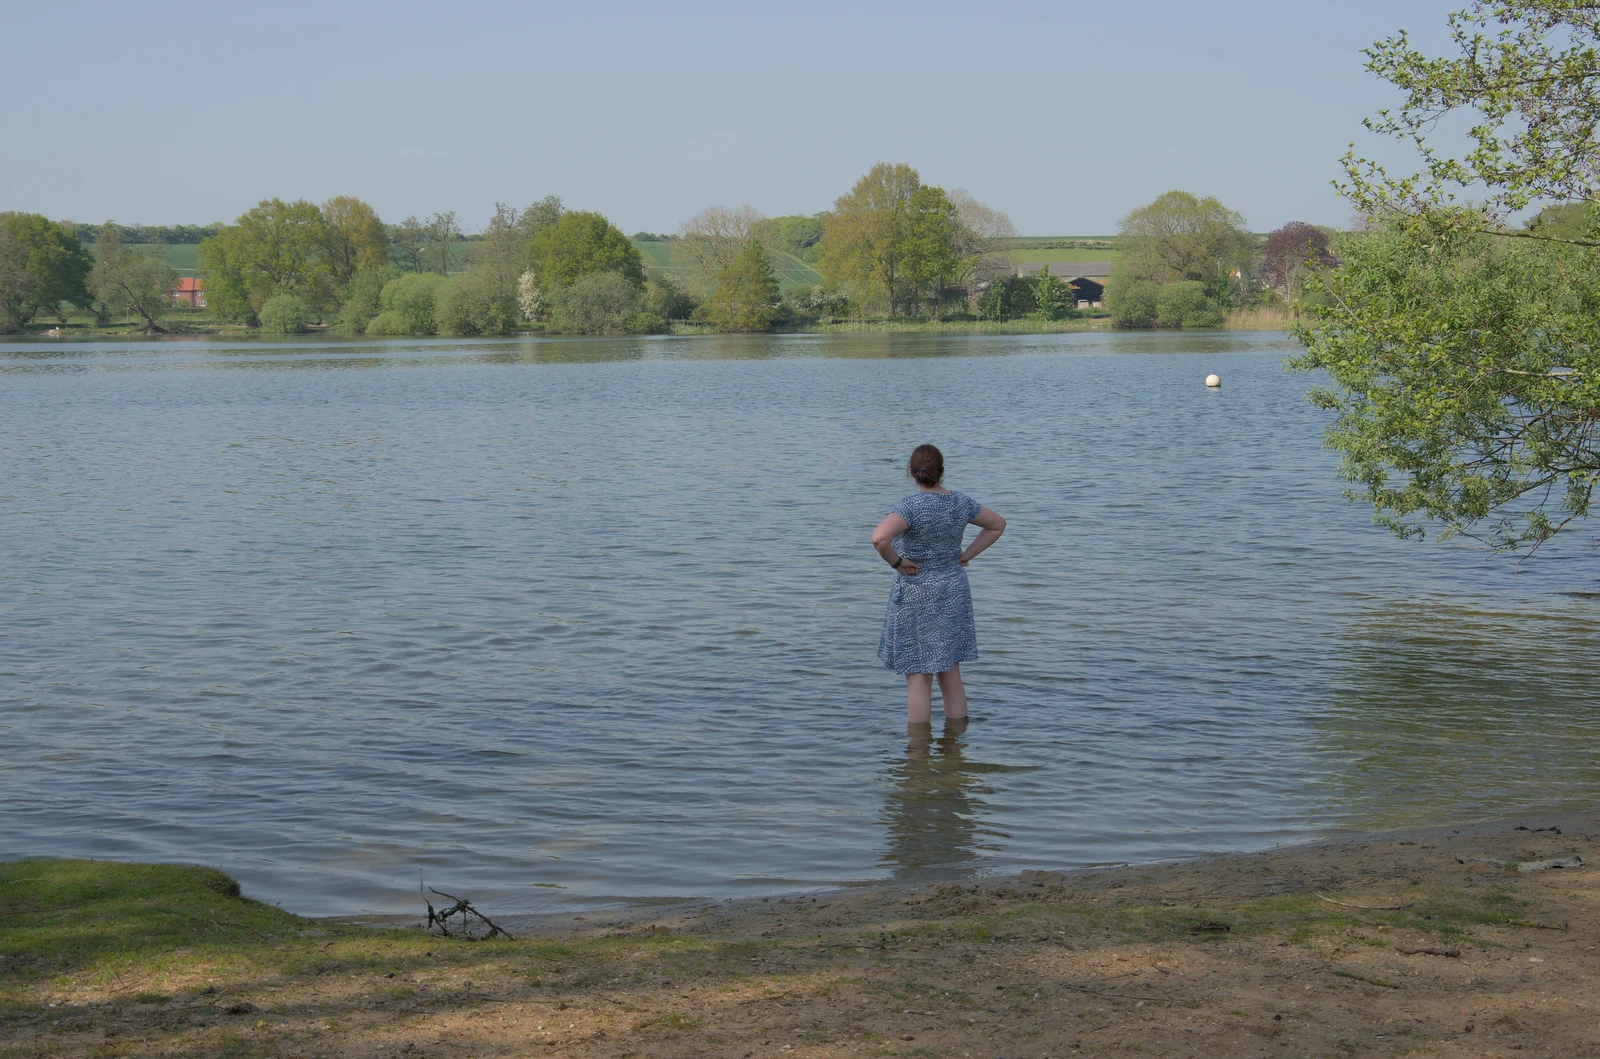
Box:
936;664;968;720
906;673;935;725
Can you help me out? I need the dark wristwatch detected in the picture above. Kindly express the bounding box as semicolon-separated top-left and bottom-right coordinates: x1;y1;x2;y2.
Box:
891;556;907;569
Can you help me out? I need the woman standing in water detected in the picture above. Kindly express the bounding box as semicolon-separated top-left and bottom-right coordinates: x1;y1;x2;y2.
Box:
872;444;1007;725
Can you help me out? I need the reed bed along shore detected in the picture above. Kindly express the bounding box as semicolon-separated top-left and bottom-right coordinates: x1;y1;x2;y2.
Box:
3;812;1595;1058
786;318;1109;335
1221;307;1297;331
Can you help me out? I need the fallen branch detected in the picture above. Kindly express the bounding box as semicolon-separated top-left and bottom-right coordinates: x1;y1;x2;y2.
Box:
1062;982;1167;1002
1395;945;1460;957
1316;894;1415;911
421;876;515;940
1332;968;1400;989
1506;918;1569;931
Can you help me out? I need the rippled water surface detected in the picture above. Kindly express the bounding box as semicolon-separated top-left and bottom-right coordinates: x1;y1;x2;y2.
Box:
3;331;1597;915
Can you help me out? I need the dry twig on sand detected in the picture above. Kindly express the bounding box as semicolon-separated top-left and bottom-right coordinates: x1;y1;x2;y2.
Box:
1332;968;1400;989
1316;893;1414;911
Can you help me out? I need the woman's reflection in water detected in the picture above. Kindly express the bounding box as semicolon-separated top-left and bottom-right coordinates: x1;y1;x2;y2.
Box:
880;718;1005;882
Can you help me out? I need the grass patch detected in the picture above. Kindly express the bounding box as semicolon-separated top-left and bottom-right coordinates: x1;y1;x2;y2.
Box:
0;859;308;983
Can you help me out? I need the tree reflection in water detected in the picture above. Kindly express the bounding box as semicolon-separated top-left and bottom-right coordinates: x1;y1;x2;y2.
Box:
1312;601;1600;829
879;719;1013;881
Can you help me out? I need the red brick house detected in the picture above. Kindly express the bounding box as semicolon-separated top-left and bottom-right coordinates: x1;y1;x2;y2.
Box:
170;277;205;308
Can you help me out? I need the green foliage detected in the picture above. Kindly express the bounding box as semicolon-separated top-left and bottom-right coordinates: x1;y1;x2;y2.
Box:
976;274;1047;320
0;212;93;329
435;270;520;336
1524;202;1596;242
1293;216;1600;552
705;240;781;331
420;202;527;336
530;211;645;290
1030;267;1079;321
198;198;332;324
1104;278;1220;328
548;270;642;333
258;293;313;334
624;310;670;334
976;281;1009;321
901;185;965;312
319;196;387;290
1105;278;1160;328
390;216;428;273
646;275;697;320
1349;2;1600;219
364;310;410;336
73;222;221;245
775;284;852;324
774;215;823;254
194;232;254;324
88;227;176;332
517;195;563;245
1116;190;1253;294
1303;2;1600;551
820;164;970;316
801;285;853;320
374;272;443;334
1154;281;1221;328
338;266;399;333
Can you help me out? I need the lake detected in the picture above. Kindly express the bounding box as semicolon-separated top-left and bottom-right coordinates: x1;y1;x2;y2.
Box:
2;330;1596;917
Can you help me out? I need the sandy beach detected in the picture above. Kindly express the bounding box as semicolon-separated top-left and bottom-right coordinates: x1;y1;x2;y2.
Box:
2;810;1596;1058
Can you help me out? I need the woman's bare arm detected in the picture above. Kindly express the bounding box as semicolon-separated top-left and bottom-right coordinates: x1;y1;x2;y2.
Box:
959;507;1006;567
871;513;919;575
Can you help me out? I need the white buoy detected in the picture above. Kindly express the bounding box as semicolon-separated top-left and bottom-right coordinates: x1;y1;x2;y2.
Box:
1205;373;1221;388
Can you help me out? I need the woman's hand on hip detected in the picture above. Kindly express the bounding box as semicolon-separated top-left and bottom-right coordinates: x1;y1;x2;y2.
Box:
896;558;920;576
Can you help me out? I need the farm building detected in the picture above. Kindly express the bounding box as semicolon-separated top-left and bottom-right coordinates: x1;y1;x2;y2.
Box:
1016;261;1111;308
170;277;205;308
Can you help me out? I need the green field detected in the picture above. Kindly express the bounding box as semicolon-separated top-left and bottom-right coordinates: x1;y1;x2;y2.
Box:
165;244;199;273
1007;248;1122;266
82;243;202;274
1006;236;1120;268
632;239;822;292
1011;235;1118;245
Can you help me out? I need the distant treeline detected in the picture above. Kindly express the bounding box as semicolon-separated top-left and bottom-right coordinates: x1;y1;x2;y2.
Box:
72;222;223;245
7;171;1335;336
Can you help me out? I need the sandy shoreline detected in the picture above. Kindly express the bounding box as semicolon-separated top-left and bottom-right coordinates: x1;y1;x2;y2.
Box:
4;809;1596;1058
333;809;1596;936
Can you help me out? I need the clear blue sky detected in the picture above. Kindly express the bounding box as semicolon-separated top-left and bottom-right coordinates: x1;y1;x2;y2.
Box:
0;0;1458;235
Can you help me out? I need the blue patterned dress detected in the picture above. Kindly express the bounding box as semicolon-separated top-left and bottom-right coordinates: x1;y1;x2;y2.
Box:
878;490;982;675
